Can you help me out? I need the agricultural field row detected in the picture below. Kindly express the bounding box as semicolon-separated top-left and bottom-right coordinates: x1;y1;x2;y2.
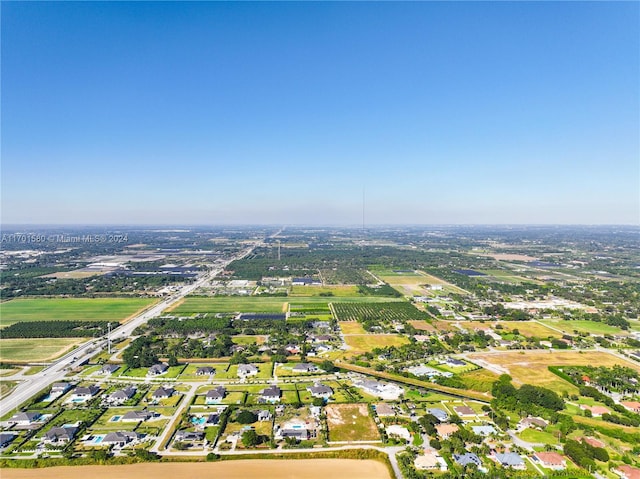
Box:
332;301;430;322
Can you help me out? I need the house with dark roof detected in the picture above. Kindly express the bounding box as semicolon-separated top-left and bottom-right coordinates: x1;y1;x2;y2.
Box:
196;366;215;376
147;363;169;376
307;383;333;399
71;385;99;401
174;430;204;442
0;433;16;448
106;386;136;405
519;416;548;430
121;410;156;422
100;364;120;375
152;386;175;400
260;385;281;403
205;386;226;404
102;431;139;447
43;426;78;445
9;412;41;426
453;405;476;417
293;363;318;373
275;419;310;441
205;413;220;426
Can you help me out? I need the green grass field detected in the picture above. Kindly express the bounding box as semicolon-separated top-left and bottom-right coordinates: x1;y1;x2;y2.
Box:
170;297;287;313
0;338;83;362
0;298;155;327
539;319;627;336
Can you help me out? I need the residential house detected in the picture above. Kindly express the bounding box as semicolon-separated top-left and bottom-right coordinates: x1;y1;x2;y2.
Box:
43;426;78;445
285;344;301;354
274;419;310;441
205;386;226;404
406;365;452;379
257;410;272;421
435;423;459;439
237;364;258;379
493;452;526;469
445;358;466;367
196;367;215;376
0;433;16;448
152;386;175;400
519;416;548;430
101;431;139;447
121;410;156;422
621;401;640;413
415;452;440;471
106;387;136;405
426;408;449;423
51;383;71;395
472;425;496;436
453;453;482;467
71;385;99;401
580;405;610;417
100;364;120;375
260;385;281;403
374;403;395;417
9;412;41;426
205;413;220;426
533;452;567;470
386;424;411;441
580;436;605;448
174;430;204;442
357;379;404;400
147;363;169;376
293;363;318;373
614;465;640;479
453;406;476;417
307;383;333;400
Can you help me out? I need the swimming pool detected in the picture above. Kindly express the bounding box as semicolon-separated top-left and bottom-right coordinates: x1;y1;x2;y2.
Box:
191;417;206;425
71;398;85;403
88;434;105;444
110;415;122;422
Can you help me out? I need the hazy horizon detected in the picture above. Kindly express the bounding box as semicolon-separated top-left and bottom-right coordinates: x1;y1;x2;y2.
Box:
2;2;638;225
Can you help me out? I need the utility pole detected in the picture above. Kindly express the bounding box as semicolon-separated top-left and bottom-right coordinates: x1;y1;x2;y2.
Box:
108;322;112;355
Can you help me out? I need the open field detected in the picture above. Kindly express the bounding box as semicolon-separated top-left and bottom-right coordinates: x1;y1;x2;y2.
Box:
40;270;105;279
469;350;640;394
0;460;391;479
290;285;360;296
459;320;562;338
326;403;380;442
169;297;287;313
344;334;410;354
479;253;539;262
431;321;458;332
0;338;84;362
0;298;155;327
408;320;436;332
339;321;367;335
539;319;628;336
460;368;501;393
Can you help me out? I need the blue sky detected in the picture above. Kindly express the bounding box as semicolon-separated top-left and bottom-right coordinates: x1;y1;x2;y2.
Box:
2;1;638;225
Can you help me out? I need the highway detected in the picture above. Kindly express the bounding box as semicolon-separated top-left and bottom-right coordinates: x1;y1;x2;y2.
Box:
0;236;269;418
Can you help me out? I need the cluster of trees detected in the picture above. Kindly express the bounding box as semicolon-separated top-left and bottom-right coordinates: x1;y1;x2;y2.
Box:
492;375;564;413
567;365;639;394
1;320;115;338
122;336;158;368
563;439;609;470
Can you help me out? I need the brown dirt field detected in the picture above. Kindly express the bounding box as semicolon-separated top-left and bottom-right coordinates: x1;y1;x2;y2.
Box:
470;350;640;394
41;271;105;279
0;460;391;479
409;320;436;332
431;321;457;332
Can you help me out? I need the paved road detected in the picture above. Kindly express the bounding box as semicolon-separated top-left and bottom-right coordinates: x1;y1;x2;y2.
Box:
0;237;270;418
